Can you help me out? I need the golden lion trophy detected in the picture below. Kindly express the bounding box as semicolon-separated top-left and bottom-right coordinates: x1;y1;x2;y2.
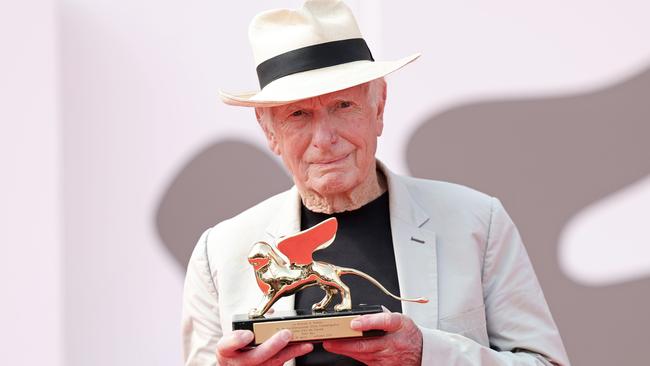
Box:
232;217;428;346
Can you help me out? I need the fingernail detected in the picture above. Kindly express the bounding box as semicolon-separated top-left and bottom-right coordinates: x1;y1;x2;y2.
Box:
280;329;292;342
238;331;254;342
350;319;361;328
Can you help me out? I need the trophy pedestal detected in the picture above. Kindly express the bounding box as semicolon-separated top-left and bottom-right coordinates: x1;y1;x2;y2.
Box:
232;305;385;347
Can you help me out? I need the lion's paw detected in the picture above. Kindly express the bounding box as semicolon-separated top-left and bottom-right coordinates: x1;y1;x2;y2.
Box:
334;303;351;312
248;308;263;318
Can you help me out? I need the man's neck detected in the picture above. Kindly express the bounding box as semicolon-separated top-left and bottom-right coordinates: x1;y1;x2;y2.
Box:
299;167;387;214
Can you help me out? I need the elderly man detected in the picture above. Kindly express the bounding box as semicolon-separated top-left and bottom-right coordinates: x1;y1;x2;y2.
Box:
182;1;570;365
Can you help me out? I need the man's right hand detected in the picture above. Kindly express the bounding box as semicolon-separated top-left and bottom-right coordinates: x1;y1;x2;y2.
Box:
216;329;313;365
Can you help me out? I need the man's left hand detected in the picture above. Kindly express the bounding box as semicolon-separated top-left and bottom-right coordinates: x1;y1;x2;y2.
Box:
322;311;422;365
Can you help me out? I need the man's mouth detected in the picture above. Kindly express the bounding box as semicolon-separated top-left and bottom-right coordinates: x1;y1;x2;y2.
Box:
312;154;349;165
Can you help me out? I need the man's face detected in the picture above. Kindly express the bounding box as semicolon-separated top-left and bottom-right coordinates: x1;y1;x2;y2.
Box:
258;81;386;196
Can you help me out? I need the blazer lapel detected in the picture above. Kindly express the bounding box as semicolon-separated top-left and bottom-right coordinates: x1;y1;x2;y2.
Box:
384;164;439;330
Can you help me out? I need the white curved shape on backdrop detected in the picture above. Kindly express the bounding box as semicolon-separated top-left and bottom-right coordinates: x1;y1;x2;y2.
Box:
559;175;650;286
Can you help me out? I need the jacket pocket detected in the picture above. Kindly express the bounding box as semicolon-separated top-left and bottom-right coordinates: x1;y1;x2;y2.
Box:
438;305;489;346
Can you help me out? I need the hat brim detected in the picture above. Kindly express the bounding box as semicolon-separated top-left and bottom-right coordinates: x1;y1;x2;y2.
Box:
219;53;420;107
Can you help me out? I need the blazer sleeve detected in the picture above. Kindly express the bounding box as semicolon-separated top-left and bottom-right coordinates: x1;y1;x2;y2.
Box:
420;198;570;365
182;228;222;366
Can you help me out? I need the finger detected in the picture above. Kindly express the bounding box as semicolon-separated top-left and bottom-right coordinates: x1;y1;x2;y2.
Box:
323;337;386;355
240;329;293;364
264;343;313;365
216;330;254;357
350;312;403;332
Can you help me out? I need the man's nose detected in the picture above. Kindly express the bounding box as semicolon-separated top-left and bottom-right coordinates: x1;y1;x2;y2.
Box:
312;116;338;149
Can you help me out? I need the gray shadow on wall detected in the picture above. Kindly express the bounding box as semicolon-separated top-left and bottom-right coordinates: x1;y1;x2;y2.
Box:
155;140;291;268
407;65;650;365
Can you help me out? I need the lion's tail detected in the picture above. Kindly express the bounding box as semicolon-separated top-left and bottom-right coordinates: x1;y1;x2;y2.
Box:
338;267;429;304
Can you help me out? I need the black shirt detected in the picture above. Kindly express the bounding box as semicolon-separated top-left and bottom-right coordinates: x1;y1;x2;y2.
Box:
295;192;402;366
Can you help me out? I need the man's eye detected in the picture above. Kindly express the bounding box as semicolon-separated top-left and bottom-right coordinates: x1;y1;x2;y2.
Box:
339;101;352;108
291;110;305;117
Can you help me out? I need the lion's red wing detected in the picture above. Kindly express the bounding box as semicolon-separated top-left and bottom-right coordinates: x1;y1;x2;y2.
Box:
277;217;338;265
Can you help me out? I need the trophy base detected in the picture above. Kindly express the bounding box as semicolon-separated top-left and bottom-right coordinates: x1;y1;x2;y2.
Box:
232;305;385;347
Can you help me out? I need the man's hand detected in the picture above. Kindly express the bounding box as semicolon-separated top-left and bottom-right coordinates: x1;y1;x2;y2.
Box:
322;311;423;365
216;329;313;366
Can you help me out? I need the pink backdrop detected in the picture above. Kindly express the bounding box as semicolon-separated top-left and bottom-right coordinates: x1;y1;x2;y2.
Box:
2;1;649;365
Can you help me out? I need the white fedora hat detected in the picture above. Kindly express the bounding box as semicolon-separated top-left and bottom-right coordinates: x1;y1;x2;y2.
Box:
220;0;420;107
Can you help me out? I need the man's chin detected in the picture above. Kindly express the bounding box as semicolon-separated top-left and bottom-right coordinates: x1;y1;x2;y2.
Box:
308;175;355;196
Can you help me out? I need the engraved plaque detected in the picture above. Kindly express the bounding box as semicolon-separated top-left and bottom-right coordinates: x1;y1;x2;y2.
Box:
232;305;385;347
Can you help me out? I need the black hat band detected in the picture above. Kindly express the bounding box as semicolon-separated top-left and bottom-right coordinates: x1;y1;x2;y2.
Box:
256;38;375;89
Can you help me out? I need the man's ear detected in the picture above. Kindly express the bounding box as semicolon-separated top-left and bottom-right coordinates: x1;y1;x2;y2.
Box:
255;107;281;155
375;79;387;136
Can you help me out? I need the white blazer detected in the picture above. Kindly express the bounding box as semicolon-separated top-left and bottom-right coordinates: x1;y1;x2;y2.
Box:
182;163;570;365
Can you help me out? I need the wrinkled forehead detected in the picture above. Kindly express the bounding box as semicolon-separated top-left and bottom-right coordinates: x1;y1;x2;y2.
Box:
274;82;371;111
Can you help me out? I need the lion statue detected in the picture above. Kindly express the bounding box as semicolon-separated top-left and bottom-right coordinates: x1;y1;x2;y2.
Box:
247;217;428;318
